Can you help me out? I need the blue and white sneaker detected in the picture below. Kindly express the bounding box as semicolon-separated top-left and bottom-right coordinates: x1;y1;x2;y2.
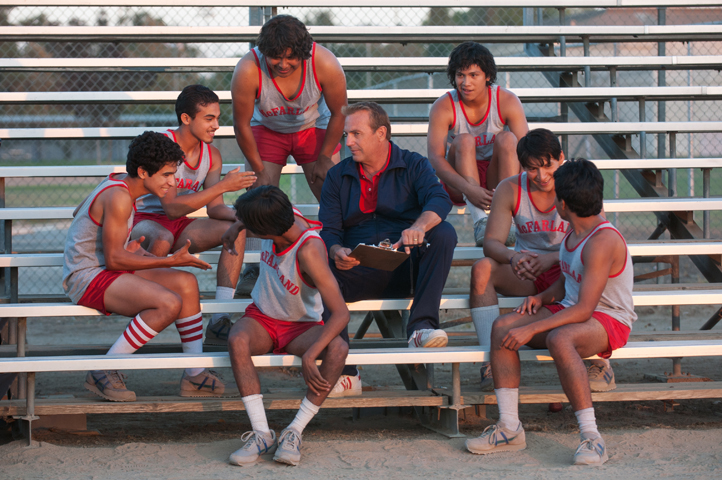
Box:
587;363;616;392
84;370;136;402
229;430;277;466
573;435;608;466
273;428;302;466
465;423;526;454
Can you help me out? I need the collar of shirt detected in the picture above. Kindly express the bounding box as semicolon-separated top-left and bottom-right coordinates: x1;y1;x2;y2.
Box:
357;143;391;214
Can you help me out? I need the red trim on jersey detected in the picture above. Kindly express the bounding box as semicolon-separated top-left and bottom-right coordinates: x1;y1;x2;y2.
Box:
207;143;213;171
295;235;324;289
564;220;610;252
251;49;262;100
267;55;306;102
496;86;506;126
166;129;203;171
311;42;322;92
580;226;628;277
87;176;130;226
446;92;456;130
527;175;556;214
459;86;491;127
513;173;523;216
273;227;318;257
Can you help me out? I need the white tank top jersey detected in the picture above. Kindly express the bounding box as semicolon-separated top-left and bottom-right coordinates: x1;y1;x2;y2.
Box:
250;43;331;134
559;221;637;329
513;172;569;254
251;208;325;323
135;129;213;215
445;86;506;162
62;174;135;304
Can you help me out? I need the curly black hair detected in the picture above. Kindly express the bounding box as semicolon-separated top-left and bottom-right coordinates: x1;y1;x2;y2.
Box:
126;131;184;178
446;41;497;89
553;158;604;218
234;185;295;236
175;84;219;125
256;15;313;60
517;128;562;170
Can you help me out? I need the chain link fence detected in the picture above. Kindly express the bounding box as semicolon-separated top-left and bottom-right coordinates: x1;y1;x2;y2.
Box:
1;6;720;294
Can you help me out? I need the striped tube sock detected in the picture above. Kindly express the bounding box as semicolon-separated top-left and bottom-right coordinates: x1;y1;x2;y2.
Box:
176;313;204;377
107;314;158;355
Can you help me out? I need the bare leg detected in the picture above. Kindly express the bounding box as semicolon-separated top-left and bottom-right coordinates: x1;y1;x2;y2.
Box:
545;319;609;411
130;221;174;257
227;317;274;397
470;257;538;309
257;160;285;187
284;328;349;407
486;131;520;189
174;218;245;289
301;151;341;201
103;268;200;332
445;134;482;200
490;308;553;389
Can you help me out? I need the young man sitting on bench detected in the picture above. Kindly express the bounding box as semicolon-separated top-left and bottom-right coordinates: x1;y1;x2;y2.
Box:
222;186;350;467
466;159;636;466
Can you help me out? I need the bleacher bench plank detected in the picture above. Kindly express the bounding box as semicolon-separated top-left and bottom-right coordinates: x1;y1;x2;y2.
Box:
3;121;721;140
4;86;720;105
2;25;722;44
2;56;720;73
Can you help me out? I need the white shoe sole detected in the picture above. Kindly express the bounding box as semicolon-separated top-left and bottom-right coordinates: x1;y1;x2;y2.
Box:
589;382;617;392
421;335;448;348
466;442;526;455
273;453;300;466
573;453;609;466
327;386;362;398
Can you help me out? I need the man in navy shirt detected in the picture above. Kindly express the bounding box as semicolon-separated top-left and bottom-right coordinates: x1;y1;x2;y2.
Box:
319;102;457;396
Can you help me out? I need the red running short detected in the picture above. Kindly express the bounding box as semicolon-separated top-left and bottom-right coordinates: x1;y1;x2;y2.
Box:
243;303;323;354
251;125;342;166
78;270;134;315
442;159;490;206
533;264;562;294
133;212;195;244
544;303;631;359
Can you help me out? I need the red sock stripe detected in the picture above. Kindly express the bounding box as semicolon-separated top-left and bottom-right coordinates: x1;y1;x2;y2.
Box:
179;325;203;338
128;322;149;347
132;318;153;339
181;333;203;343
176;315;202;329
123;330;142;350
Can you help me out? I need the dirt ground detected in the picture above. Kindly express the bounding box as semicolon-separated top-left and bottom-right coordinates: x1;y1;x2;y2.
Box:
2;297;722;479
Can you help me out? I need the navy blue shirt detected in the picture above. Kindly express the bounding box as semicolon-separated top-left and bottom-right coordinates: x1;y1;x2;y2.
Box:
319;142;452;252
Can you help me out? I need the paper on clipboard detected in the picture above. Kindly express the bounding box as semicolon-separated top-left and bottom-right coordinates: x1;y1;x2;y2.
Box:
348;244;409;271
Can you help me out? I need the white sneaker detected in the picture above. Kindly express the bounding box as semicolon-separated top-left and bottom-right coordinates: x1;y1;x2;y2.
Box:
328;374;362;398
573;434;608;466
465;422;526;455
408;329;448;348
273;428;302;466
229;430;277;466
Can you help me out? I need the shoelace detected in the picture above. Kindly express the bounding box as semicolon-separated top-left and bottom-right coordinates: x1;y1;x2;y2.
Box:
576;438;603;457
586;364;604;378
280;430;300;451
240;431;270;452
106;371;127;388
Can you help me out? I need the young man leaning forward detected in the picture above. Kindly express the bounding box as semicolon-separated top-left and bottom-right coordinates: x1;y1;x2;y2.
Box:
222;186;350;467
466;159;636;466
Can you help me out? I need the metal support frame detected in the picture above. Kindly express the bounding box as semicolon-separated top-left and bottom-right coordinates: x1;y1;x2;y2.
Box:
420;363;468;438
13;372;38;446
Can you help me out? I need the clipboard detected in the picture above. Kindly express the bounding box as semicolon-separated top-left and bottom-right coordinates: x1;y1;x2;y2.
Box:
348;244;409;271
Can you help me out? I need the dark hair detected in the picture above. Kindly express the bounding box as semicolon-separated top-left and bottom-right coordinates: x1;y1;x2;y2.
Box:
126;131;184;178
553;158;604;217
343;102;391;140
517;128;562;169
175;84;219;125
447;41;497;89
256;15;313;61
234;186;295;236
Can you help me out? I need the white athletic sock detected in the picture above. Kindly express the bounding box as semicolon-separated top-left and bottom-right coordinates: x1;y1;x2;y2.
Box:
242;394;270;434
471;305;500;348
210;287;235;325
463;194;487;224
176;313;204;377
107;314;159;355
495;388;520;431
575;407;600;439
287;397;320;434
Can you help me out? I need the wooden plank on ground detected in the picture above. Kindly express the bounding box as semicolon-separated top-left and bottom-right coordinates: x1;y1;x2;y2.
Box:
0;390;444;416
460;382;722;405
